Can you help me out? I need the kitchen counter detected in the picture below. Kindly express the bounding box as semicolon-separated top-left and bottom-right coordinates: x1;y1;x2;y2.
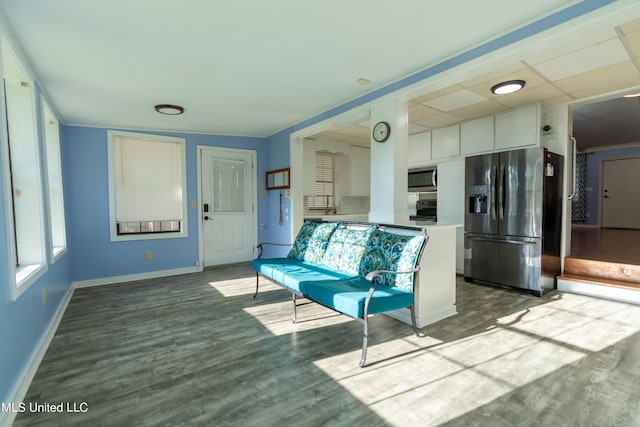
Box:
304;214;369;222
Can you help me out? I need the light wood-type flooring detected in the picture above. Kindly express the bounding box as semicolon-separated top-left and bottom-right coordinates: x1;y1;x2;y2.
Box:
14;264;640;426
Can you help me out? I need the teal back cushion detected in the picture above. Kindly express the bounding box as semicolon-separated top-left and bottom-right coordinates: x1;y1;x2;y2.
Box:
287;221;339;263
321;225;376;275
359;229;426;291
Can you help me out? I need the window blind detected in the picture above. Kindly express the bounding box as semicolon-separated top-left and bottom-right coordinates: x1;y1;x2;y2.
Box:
308;153;335;209
113;135;183;234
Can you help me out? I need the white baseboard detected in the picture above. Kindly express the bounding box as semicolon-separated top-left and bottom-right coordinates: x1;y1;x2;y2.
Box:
385;305;457;329
0;285;74;427
558;278;640;305
73;266;202;288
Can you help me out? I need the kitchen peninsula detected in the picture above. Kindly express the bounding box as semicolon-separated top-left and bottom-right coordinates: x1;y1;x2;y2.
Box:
388;221;458;328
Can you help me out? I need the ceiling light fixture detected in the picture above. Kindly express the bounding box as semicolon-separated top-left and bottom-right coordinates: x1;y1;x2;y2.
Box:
154;104;184;115
357;78;371;85
623;92;640;98
490;79;526;95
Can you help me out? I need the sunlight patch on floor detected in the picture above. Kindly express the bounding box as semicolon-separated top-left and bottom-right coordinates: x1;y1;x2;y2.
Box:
313;291;640;425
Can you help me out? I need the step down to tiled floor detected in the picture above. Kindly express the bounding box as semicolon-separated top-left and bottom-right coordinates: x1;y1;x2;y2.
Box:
557;257;640;304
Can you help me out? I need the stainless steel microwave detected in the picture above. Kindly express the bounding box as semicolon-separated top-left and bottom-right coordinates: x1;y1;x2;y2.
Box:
408;167;437;192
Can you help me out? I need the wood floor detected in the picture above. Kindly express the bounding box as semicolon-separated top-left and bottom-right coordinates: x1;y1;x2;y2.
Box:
14;264;640;426
570;227;640;266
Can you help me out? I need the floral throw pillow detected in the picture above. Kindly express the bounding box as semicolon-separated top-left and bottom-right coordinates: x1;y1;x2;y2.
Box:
287;221;339;263
321;225;376;275
359;229;426;291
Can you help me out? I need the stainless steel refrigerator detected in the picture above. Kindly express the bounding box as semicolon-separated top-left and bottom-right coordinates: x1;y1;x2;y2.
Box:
464;147;563;296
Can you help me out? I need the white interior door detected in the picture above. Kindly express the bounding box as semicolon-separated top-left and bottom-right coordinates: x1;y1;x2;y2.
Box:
201;147;256;266
602;156;640;229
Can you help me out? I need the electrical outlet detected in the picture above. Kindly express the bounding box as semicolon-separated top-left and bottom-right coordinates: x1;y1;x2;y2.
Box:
191;200;197;209
145;250;152;261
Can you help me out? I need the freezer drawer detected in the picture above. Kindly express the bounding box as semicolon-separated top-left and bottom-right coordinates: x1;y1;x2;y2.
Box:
464;233;542;295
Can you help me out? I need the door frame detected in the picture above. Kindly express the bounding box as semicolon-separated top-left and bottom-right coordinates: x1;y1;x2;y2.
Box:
196;145;258;267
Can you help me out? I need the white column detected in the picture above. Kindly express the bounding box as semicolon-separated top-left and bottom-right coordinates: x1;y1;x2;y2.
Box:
369;99;409;224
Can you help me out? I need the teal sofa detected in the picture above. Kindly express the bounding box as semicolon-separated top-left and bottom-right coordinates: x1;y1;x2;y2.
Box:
252;220;428;366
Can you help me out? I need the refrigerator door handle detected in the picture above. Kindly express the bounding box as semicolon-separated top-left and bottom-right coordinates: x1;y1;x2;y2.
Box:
468;236;536;245
499;163;506;220
491;165;497;220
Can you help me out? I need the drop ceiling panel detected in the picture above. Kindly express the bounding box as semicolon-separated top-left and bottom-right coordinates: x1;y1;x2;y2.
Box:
554;60;640;99
408;103;443;121
533;38;630;81
413;112;463;129
448;100;509;120
409;123;430;135
422;89;488;112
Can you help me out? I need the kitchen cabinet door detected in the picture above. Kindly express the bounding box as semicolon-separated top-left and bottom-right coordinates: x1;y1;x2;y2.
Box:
495;104;540;150
432;124;460;160
408;131;431;166
349;146;370;196
461;116;494;155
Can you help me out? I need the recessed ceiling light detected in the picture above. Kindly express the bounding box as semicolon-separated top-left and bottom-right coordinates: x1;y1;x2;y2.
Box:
357;78;371;85
490;80;526;95
154;104;184;115
623;93;640;98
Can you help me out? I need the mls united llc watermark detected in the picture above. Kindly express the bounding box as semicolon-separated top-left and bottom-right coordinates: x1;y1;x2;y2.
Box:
2;401;88;414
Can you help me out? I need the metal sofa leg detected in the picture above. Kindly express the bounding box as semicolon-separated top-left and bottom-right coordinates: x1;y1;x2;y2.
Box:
410;304;424;337
359;315;368;367
253;272;259;299
292;293;297;323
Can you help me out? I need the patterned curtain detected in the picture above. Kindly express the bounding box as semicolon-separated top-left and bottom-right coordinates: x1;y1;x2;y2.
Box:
571;152;586;222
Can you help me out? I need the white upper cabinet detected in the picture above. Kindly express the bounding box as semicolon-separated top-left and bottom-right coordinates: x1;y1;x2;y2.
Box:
461;116;494;155
348;146;370;196
408;131;432;166
431;124;460;159
494;104;540;150
432;124;460;160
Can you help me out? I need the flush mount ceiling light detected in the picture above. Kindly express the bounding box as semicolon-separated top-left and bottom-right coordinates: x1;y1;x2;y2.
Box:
357;78;371;85
154;104;184;115
623;92;640;98
490;79;526;95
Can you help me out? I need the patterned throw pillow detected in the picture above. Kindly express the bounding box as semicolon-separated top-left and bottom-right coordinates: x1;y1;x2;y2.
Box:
287;221;339;263
321;225;376;275
359;229;426;291
287;221;318;260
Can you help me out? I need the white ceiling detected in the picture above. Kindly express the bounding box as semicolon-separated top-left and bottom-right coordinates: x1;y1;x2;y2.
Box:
1;1;640;142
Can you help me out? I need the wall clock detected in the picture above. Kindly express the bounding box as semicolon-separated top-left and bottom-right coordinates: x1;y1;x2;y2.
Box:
372;121;391;143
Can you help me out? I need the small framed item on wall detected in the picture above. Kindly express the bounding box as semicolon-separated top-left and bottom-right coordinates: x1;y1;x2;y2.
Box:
266;167;290;190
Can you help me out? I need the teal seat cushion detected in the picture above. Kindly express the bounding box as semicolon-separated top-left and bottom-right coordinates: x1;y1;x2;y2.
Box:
305;277;414;319
320;225;376;275
287;221;339;264
252;258;355;294
359;230;426;291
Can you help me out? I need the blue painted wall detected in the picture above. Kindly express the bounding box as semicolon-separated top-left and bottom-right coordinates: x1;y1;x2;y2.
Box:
61;126;268;282
584;146;640;225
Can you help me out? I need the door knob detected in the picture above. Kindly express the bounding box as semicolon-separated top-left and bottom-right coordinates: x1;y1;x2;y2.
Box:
204;215;210;220
603;195;609;199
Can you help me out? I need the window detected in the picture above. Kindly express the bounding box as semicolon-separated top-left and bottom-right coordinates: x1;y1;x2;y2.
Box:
308;152;335;210
1;40;47;300
42;99;67;260
108;130;187;241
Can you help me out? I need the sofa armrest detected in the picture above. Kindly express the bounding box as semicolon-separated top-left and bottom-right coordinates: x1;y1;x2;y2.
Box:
256;242;293;258
364;266;421;285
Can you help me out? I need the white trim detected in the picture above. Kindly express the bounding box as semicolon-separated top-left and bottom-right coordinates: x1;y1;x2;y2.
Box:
0;284;74;427
73;266;202;289
557;278;640;305
196;145;258;268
